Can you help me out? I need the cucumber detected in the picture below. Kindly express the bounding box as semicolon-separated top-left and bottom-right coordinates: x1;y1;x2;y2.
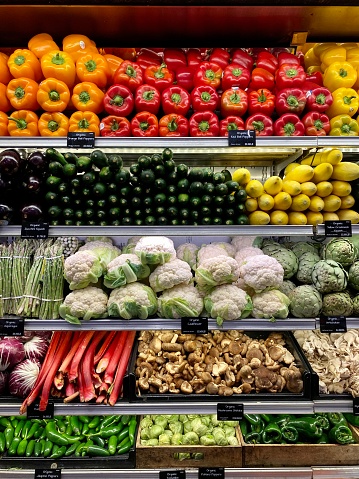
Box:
46;148;67;166
90;149;109;168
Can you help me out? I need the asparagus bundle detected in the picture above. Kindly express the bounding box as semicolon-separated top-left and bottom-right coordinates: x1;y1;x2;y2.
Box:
0;243;13;315
39;240;64;320
10;239;37;314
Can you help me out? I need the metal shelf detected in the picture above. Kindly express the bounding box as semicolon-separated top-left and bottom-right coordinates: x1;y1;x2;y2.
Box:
313;467;359;479
313;399;353;414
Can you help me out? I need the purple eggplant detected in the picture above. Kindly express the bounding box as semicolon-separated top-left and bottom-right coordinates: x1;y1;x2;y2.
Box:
21;204;43;222
0;149;21;177
27;151;46;173
0;204;13;224
22;176;41;193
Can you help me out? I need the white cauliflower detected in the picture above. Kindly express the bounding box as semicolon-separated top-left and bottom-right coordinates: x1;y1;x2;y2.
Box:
239;254;284;293
122;236;143;254
157;284;204;318
195;255;239;292
79;240;121;269
134;236;176;265
231;236;262;251
176;243;199;271
204;284;253;325
107;282;157;319
233;277;256;297
149;258;193;293
197;245;230;265
59;286;108;323
64;250;103;290
235;246;264;267
251;289;290;319
210;242;236;257
104;254;150;288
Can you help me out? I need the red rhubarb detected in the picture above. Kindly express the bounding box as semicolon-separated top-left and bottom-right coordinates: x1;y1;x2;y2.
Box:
96;331;121;374
68;331;95;382
78;330;107;402
94;330;117;364
104;331;129;384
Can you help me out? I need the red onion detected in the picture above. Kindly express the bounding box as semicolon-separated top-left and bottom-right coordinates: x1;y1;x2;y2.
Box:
24;336;49;361
9;359;41;398
0;338;25;371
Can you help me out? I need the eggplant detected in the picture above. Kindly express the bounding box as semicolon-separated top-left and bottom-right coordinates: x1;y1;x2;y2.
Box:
0;204;13;224
27;151;47;173
0;149;22;176
22;175;42;193
21;204;43;222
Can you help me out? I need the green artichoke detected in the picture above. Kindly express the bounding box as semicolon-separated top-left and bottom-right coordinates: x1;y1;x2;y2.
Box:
289;285;322;318
311;259;348;293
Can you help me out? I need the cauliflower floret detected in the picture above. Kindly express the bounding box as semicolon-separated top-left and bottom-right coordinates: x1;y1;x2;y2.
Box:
231;236;262;251
195;255;239;292
134;236;176;265
64;250;103;290
235;246;264;267
79;240;121;268
239;254;284;293
176;243;199;271
104;254;150;288
122;236;143;254
251;289;290;319
204;284;253;325
158;284;204;318
233;277;256;297
107;282;157;319
59;286;108;323
149;258;193;293
197;245;230;265
210;242;236;257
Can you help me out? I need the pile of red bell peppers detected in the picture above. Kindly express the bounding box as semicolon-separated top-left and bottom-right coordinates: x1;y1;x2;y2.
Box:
100;47;332;137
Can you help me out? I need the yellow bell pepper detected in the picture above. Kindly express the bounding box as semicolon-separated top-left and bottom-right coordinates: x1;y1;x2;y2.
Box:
304;48;321;70
346;48;359;69
323;61;357;91
329;114;359;136
326;88;359;118
40;50;76;88
313;43;339;58
320;46;347;70
307;65;322;74
341;42;359;50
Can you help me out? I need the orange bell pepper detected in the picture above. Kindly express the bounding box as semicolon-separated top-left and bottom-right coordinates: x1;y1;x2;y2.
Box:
28;33;59;59
37;78;70;112
103;54;123;82
100;47;136;61
76;53;111;88
0;83;11;112
0;53;12;84
38;111;69;136
71;81;104;114
62;34;98;62
8;49;42;82
7;110;39;136
0;112;9;136
6;77;39;111
40;50;76;88
69;110;100;135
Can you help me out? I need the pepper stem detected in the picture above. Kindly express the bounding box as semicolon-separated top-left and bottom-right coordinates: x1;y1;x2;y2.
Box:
78;119;90;130
154;63;167;79
258;90;267;103
167;118;178;132
110;120;119;131
140;121;149;131
201;91;212;102
314;120;323;130
171;93;181;104
85;60;97;73
205;69;215;81
14;86;25;99
285;68;298;78
110;94;124;107
126;65;136;78
283;122;295;136
51;52;65;65
344;96;356;105
252;120;264;132
286;95;299;108
341;123;351;134
79;91;91;104
198;120;210;132
339;68;348;78
8;117;28;130
229;92;241;104
143;90;155;101
48;120;59;132
49;90;60;102
315;93;326;105
231;68;242;77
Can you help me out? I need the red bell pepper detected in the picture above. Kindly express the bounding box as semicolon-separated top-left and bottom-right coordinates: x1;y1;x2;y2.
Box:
144;63;174;93
221;88;248;117
222;63;250;91
249;68;275;91
176;66;196;92
275;63;306;90
191;85;219;112
231;48;254;70
193;61;223;90
159;113;189;137
248;88;275;116
275;88;307;116
209;48;230;70
245;113;273;136
305;86;333;113
162;85;191;115
189;110;220;137
219;115;244;136
113;61;143;93
163;48;187;73
136;48;162;70
277;52;300;67
302;111;330;136
103;84;134;117
134;84;161;115
302;81;323;94
257;51;278;76
131;111;158;137
100;115;131;137
306;71;323;86
274;113;305;136
187;48;203;68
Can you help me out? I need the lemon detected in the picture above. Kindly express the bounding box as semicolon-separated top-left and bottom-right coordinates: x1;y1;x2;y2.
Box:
273;192;292;210
337;209;359;223
258;193;275;211
244;197;258;212
300;182;317;197
316;181;333;197
282;180;302;196
291;194;311;212
270;210;289;225
284;163;300;176
288;211;308;225
263;176;283;195
340;194;355;209
323;194;342;212
331;180;352;197
248;211;270;225
309;195;325;212
306;211;324;226
245;179;264;198
232;167;251;186
322;212;339;222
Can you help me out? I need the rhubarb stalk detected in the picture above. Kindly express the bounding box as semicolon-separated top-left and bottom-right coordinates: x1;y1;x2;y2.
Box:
68;331;95;382
94;331;117;364
104;331;129;384
78;331;107;402
96;331;120;374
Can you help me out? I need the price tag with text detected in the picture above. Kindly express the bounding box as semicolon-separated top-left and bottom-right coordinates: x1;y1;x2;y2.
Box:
353;397;359;416
228;129;256;147
35;469;61;479
27;401;54;420
0;318;24;337
324;220;352;237
181;317;208;335
159;470;186;479
67;132;95;148
21;222;49;239
217;403;243;421
199;467;225;479
320;316;347;333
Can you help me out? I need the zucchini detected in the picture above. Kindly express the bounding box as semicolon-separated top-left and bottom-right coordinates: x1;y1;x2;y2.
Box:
176;163;188;178
155;206;166;216
64;152;78;164
131;197;142;207
190;197;201;208
60;195;71;206
189;181;204;196
140;169;155;185
111;219;121;226
48;161;63;176
107;182;118;193
133;209;143;219
213;207;223;216
213;172;226;184
201;217;212;225
226;180;240;193
201;206;211;216
130;163;140;175
188;167;204;182
137;155;151;170
109;207;121;218
45;191;58;204
122;217;133;225
120;186;131;197
96;210;107;220
235;188;247;202
108;195;119;206
46;148;66;166
97;199;106;209
225;219;234;225
181;219;189;225
86;199;95;208
93;183;107;197
144;207;153;216
58;182;69;195
90;149;109;168
190;210;200;221
236;214;249;225
82;188;91;198
76;156;92;172
46;176;61;188
157;216;168;225
115;170;130;185
134;219;143;226
48;206;62;219
63;208;74;218
154;193;166;205
170;218;180;225
143;197;153;207
162;148;173;161
167;206;178;218
163;159;175;173
119;198;128;207
177;179;189;192
82;171;96;186
145;216;156;225
64;219;74;225
225;194;236;206
167;185;177;195
202;167;214;182
131;175;140;186
150;154;164;167
84;208;95;219
221;169;232;182
99;166;113;183
214;196;225;206
226;208;236;218
213;217;223;225
215;183;228;196
203;182;215;195
201;195;212;205
63;163;77;177
168;170;177;182
154;165;166;177
178;193;189;205
167;196;177;206
108;154;123;170
179;208;190;219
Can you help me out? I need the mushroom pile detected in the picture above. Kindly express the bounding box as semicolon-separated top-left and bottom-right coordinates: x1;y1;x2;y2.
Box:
294;329;359;397
135;330;304;396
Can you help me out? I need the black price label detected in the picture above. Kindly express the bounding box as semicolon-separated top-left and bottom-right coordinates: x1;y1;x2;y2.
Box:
217;403;243;421
353;397;359;416
21;222;49;239
27;401;54;420
35;470;61;479
67;132;95;148
159;471;186;479
181;317;208;335
325;220;352;237
320;316;347;333
0;318;24;336
228;129;256;147
199;467;225;479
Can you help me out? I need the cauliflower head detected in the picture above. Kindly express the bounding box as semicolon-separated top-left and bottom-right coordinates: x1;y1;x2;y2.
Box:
251;289;290;319
149;258;193;293
289;285;322;318
235;246;264;267
59;286;108;323
197;245;230;266
107;282;157;319
158;284;204;318
195;255;239;292
64;250;103;290
311;259;348;293
231;236;262;251
262;245;299;279
104;254;150;289
239;254;284;293
210;242;236;257
134;236;176;265
176;243;199;271
79;240;121;269
204;284;253;325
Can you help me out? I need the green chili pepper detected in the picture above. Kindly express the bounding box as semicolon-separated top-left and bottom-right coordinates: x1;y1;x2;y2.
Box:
70;416;81;435
261;414;275;423
128;418;137;446
0;418;11;429
8;437;21;456
27;422;39;440
108;435;118;455
285;418;323;438
21;420;32;440
65;441;81;457
25;439;36;457
75;442;87;457
262;422;282;444
99;424;125;439
65;423;73;436
50;445;66;459
327;413;348;427
244;414;262;427
281;425;299;443
79;416;90;424
45;421;69;446
34;440;43;457
17;438;28;456
316;432;329;444
87;445;110;457
4;426;14;449
244;431;262;444
92;435;106;448
88;416;100;429
11;418;18;428
239;419;248;437
0;431;5;453
14;419;25;437
81;423;89;435
101;415;120;429
329;424;355;445
120;415;131;425
56;419;67;433
33;426;44;440
117;438;132;455
117;426;129;442
274;414;295;425
43;439;53;457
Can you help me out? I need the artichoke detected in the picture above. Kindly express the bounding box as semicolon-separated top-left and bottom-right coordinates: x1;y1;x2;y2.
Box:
322;238;357;267
262;245;299;279
322;291;353;317
348;261;359;291
353;294;359;316
277;280;297;297
296;252;321;284
311;259;348;293
291;241;319;258
289;285;322;318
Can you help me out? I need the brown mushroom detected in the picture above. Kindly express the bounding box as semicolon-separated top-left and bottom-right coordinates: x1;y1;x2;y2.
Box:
218;384;234;396
233;382;253;394
162;342;183;352
212;361;228;376
253;366;278;391
206;382;219;394
149;336;162;354
183;340;202;352
268;345;286;362
180;381;193;394
246;346;264;362
225;369;235;387
239;365;254;384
